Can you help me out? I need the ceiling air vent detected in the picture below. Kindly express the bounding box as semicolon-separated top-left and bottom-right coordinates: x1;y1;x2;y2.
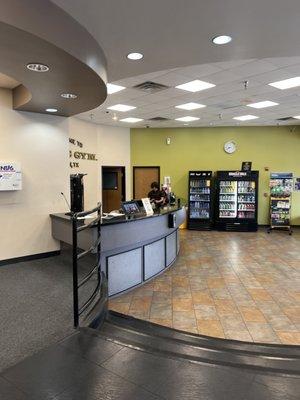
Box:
276;117;296;121
133;81;169;93
148;117;170;121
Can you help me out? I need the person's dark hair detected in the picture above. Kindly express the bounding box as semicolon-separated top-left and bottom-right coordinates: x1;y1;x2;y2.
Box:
151;181;159;189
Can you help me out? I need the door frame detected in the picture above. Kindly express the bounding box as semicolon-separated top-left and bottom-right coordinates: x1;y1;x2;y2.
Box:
102;166;126;207
133;166;160;199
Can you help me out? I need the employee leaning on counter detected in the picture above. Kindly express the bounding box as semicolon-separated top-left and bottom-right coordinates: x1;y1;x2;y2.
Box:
148;181;168;207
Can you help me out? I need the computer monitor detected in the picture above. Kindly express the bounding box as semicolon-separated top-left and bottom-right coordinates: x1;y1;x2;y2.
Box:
121;200;140;215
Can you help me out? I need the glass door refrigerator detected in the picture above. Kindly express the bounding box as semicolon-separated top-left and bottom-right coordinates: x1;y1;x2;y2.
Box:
215;171;259;231
187;171;213;230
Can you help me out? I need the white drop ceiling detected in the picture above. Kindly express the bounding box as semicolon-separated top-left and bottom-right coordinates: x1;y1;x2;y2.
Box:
78;57;300;127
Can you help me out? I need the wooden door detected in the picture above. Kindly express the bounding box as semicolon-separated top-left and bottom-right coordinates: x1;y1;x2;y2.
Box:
102;167;125;213
133;166;160;199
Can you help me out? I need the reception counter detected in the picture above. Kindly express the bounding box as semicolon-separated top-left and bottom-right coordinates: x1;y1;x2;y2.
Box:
50;206;186;296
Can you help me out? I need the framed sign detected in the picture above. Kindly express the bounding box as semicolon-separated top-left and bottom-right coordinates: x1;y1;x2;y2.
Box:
142;197;154;215
241;161;252;171
0;162;22;191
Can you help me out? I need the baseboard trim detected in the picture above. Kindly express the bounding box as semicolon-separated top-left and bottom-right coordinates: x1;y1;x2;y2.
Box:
0;250;61;267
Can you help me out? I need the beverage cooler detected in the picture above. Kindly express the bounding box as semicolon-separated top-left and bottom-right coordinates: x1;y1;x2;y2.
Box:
187;171;213;230
215;171;259;231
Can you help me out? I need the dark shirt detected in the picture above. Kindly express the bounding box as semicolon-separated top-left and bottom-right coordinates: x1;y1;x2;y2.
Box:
148;189;164;201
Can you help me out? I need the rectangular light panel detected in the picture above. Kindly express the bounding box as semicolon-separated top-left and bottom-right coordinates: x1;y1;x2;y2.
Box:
120;117;143;123
175;79;216;92
107;83;126;94
107;104;136;112
233;115;259;121
247;100;278;109
175;116;200;122
269;77;300;90
175;102;206;110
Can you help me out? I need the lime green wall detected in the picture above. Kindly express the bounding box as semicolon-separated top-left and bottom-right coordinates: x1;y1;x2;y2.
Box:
131;126;300;225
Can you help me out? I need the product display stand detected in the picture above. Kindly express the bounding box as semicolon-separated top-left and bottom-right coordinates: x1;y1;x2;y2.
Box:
267;172;293;235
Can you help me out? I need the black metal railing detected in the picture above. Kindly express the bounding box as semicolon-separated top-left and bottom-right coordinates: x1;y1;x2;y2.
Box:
72;203;106;328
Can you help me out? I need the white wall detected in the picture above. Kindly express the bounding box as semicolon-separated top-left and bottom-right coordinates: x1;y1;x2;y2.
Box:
97;125;131;202
0;88;131;261
0;88;69;261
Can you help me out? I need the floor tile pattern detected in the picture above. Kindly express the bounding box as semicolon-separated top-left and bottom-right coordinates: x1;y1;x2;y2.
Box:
109;229;300;344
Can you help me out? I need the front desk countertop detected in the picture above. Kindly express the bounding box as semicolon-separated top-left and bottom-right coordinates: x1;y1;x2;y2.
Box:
50;204;184;226
50;205;186;297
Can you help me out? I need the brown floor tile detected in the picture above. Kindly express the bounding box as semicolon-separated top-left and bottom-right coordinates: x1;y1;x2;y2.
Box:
276;331;300;345
150;303;172;319
192;290;214;305
152;291;172;303
172;298;193;311
172;287;192;299
194;305;219;320
172;276;190;288
109;302;130;314
239;306;266;322
247;288;273;302
207;277;226;289
153;281;172;292
130;297;152;313
214;299;238;316
150;318;173;328
282;307;300;324
224;330;253;342
109;230;300;345
128;310;151;319
246;322;280;343
197;319;225;338
220;315;248;332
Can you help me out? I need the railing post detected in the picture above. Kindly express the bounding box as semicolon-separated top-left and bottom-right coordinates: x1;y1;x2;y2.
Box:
72;214;79;328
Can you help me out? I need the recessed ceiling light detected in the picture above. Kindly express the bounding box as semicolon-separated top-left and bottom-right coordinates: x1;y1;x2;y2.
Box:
247;100;278;109
175;102;206;110
212;35;232;45
120;117;144;123
107;104;136;112
176;79;215;93
45;108;58;113
61;93;77;99
269;77;300;90
233;115;259;121
127;52;143;60
293;115;300;119
26;63;49;72
107;83;126;94
175;116;200;122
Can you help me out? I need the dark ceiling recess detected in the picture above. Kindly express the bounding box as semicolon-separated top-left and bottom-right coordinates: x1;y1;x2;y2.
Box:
277;117;296;121
148;117;170;121
133;81;169;93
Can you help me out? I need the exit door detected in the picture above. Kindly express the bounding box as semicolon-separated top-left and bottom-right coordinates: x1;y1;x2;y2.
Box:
102;166;125;213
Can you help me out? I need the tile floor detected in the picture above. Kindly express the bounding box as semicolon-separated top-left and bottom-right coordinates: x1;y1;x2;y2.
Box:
109;229;300;345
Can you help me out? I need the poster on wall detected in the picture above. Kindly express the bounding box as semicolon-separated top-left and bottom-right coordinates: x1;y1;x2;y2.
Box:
294;177;300;192
0;162;22;191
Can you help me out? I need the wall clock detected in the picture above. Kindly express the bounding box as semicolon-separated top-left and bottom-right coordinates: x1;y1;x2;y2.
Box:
224;140;237;154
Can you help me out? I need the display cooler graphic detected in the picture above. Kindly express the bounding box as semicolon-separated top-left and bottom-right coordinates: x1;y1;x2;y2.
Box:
215;170;259;232
187;171;213;230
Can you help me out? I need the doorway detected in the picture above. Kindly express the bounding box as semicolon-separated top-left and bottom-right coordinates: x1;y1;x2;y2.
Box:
133;166;160;199
102;166;125;213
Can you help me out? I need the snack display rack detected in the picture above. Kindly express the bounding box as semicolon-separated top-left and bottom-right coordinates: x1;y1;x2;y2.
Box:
268;172;293;235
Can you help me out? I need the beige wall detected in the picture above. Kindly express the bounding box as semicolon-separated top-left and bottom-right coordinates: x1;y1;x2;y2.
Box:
0;89;131;262
0;88;69;261
69;120;131;209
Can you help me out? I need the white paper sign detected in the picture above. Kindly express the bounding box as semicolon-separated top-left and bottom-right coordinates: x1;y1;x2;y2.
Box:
0;162;22;191
142;197;154;215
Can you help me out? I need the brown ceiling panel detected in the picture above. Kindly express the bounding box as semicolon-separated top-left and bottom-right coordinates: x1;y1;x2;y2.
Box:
0;0;107;116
